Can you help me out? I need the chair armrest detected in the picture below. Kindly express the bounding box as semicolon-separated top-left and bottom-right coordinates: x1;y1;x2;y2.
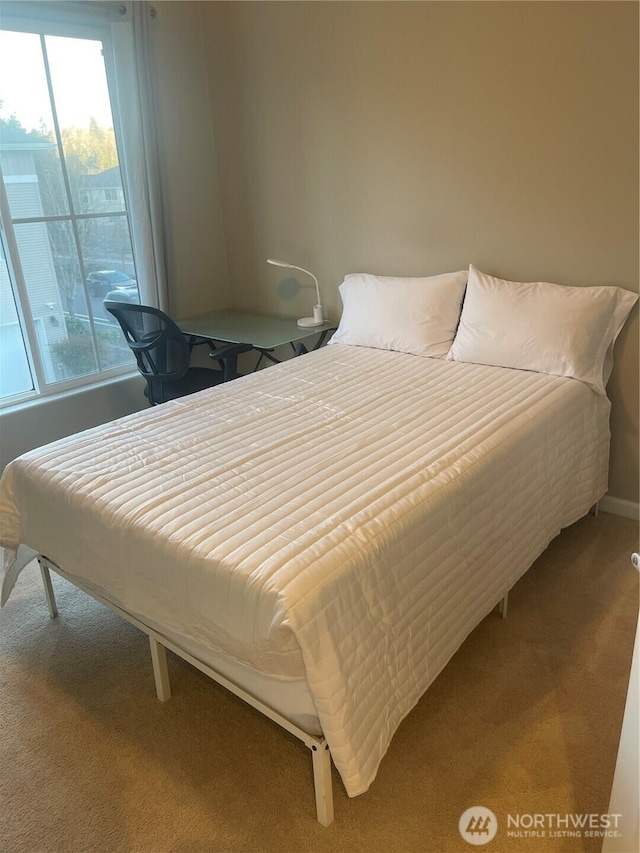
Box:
208;342;253;360
208;342;253;382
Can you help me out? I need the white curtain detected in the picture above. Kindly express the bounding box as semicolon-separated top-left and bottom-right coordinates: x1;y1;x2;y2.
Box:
110;2;168;312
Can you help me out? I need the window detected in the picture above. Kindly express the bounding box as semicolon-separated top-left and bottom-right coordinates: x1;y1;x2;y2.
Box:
0;19;140;405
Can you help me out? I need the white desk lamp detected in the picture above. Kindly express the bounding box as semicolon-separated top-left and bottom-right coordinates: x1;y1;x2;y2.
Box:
267;258;324;327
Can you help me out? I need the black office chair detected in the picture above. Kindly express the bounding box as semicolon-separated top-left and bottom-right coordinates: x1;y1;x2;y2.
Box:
105;302;248;405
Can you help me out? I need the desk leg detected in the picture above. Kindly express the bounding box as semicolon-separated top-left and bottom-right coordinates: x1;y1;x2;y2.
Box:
255;348;280;367
292;329;335;358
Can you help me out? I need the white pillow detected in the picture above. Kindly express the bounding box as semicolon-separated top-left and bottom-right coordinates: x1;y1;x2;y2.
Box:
329;270;468;358
448;265;638;394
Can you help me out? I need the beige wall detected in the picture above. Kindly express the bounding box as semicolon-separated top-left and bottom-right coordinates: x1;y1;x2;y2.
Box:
202;0;639;503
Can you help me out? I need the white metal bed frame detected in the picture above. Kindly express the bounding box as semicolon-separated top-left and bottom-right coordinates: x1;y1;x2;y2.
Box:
37;557;334;825
35;554;513;826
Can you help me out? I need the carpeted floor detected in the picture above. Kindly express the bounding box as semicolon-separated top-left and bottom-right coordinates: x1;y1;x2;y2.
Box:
0;512;637;853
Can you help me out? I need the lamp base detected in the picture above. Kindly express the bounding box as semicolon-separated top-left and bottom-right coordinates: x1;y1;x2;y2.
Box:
297;305;324;328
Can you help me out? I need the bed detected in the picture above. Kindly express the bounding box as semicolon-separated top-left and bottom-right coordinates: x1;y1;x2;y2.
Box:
0;265;636;825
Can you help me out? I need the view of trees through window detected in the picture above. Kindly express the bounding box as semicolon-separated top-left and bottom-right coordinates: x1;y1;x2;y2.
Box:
0;27;139;401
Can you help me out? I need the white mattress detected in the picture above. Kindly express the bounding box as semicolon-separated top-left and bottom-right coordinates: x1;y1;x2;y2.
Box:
0;345;611;796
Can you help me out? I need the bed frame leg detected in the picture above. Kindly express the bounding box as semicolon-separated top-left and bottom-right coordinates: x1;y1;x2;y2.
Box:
498;592;509;619
311;742;334;827
38;559;58;619
590;501;600;517
149;636;171;702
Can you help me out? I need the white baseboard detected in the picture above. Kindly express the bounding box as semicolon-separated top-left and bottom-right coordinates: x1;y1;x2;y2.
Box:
599;496;640;521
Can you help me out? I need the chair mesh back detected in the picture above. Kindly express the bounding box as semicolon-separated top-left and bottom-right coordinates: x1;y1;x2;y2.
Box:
104;302;191;396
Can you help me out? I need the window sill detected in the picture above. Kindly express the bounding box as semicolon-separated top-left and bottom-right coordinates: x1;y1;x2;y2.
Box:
0;369;143;416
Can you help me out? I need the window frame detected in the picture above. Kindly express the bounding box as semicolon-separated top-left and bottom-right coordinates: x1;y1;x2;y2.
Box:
0;9;139;409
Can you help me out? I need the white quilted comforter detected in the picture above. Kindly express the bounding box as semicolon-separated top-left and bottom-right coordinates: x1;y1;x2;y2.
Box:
0;345;611;796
